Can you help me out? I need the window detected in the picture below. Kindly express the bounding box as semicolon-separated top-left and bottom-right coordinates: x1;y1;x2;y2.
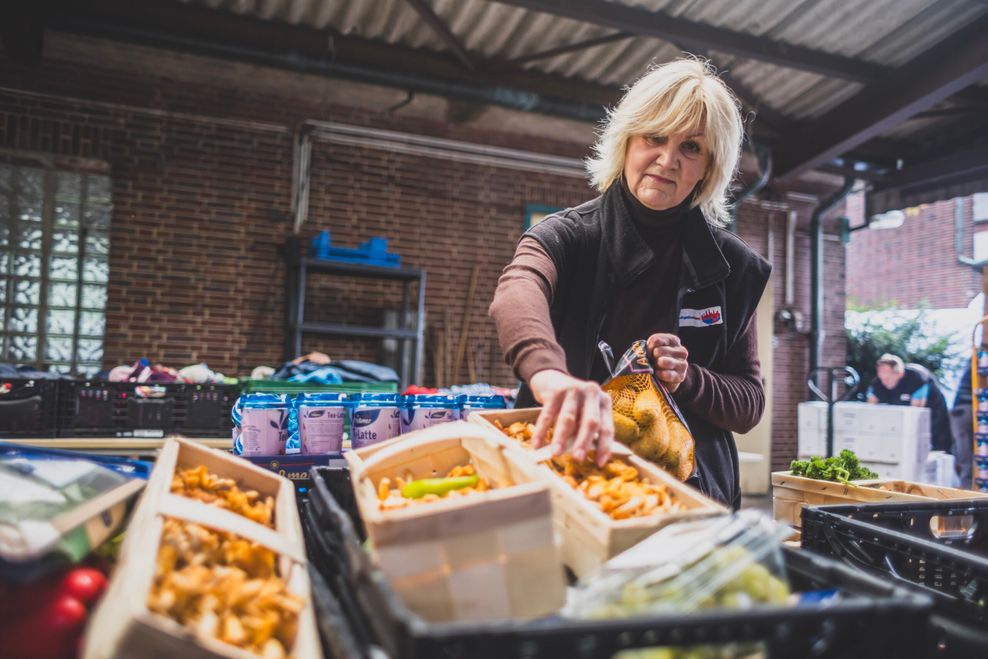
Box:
974;231;988;263
524;204;561;230
0;163;111;375
974;192;988;223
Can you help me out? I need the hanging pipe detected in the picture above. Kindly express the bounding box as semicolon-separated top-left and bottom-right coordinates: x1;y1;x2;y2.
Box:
729;141;772;231
809;176;855;377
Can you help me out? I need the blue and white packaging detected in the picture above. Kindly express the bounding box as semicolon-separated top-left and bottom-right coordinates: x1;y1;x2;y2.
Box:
458;394;507;420
234;393;291;456
350;393;401;449
401;394;459;434
296;392;348;455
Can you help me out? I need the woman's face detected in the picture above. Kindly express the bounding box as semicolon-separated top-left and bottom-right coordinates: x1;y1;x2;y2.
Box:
623;131;709;211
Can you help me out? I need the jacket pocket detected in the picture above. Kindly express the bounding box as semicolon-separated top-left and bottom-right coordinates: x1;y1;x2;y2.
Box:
678;322;724;368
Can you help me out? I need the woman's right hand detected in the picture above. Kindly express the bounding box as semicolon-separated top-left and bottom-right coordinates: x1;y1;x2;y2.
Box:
528;369;613;466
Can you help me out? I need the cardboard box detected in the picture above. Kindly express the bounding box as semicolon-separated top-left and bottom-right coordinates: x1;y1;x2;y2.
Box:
468;408;727;579
84;438;319;659
349;421;566;622
797;401;828;457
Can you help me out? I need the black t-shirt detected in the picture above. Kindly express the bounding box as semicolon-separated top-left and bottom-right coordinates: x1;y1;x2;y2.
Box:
867;364;953;452
867;366;929;405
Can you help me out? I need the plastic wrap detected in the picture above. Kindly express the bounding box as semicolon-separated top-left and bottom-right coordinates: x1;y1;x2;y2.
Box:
0;444;147;580
566;511;792;619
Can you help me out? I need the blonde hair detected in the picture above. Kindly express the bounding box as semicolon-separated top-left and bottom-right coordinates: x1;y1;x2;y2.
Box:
877;353;905;372
586;58;744;227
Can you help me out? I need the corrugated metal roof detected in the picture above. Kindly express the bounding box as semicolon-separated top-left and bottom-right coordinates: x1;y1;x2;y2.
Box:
183;0;988;133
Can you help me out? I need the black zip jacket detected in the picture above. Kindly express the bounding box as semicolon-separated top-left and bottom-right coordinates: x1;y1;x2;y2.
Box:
515;185;772;508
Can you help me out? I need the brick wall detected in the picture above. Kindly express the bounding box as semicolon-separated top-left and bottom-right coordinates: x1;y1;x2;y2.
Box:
0;33;846;470
301;139;592;386
847;196;982;309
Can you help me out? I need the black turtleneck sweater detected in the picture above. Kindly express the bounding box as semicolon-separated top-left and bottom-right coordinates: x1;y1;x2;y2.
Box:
598;179;691;371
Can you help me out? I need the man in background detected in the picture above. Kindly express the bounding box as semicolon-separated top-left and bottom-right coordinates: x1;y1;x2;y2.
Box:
866;353;953;453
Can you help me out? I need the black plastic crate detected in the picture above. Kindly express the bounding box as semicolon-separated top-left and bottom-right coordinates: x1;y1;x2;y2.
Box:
308;563;369;659
303;464;934;659
802;500;988;656
56;380;239;438
0;378;59;438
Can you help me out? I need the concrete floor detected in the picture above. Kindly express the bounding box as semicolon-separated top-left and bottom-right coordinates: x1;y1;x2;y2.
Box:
740;494;772;513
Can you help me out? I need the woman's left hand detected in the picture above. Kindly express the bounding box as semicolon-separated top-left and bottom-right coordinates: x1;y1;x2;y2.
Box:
646;333;689;393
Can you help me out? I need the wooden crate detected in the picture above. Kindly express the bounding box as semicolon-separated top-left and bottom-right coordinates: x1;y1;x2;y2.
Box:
770;470;988;531
341;420;464;473
853;479;988;500
83;438;319;659
468;408;727;580
350;421;566;623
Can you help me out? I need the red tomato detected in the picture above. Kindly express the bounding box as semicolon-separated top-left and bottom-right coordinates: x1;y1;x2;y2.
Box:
47;596;87;633
59;568;108;608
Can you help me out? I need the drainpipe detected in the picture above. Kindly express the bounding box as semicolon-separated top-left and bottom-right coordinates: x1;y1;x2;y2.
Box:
785;210;797;306
730;142;772;231
809;177;855;378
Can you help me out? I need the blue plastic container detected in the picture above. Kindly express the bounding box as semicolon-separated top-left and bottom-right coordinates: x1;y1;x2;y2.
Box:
310;230;401;268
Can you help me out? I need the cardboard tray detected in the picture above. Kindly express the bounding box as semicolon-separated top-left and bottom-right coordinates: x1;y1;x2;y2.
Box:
83;438;320;659
468;408;727;579
349;421;566;622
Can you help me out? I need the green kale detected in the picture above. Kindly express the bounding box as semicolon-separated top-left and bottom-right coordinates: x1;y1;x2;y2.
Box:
789;450;878;483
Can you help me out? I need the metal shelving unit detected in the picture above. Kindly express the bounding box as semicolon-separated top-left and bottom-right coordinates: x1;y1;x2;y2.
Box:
286;250;426;389
973;315;988;492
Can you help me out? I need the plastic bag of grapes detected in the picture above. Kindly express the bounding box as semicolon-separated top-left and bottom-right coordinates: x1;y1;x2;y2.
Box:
565;511;793;619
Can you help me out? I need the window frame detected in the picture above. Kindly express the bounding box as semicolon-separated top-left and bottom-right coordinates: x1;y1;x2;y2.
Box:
973;192;988;224
0;155;111;375
523;203;562;231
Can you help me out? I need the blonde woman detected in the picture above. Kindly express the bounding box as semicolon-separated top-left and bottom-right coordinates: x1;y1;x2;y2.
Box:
490;58;771;508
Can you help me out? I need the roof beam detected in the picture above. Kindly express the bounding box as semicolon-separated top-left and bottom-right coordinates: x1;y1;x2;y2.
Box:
482;0;887;82
914;105;984;120
839;138;922;171
49;0;620;119
403;0;475;71
774;12;988;180
872;143;988;193
818;163;890;182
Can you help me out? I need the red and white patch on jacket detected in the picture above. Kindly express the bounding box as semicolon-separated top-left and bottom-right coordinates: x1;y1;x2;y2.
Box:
679;306;723;328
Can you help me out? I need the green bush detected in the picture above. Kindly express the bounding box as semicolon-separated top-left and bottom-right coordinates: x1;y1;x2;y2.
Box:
846;307;961;390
